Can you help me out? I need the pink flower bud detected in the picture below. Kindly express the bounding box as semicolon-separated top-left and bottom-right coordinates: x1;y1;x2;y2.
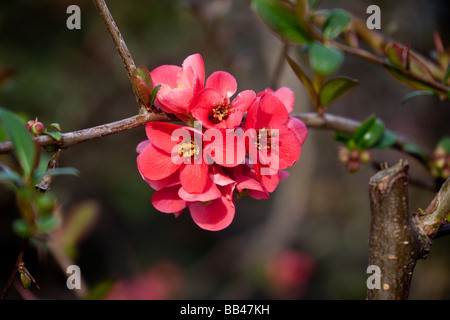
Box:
433;147;446;169
337;146;349;164
31;121;45;136
349;149;360;161
360;150;372;163
26;119;36;131
347;160;361;172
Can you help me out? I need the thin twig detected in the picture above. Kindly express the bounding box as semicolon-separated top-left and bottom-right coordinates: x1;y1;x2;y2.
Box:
0;112;177;154
1;238;30;300
93;0;136;79
334;43;450;95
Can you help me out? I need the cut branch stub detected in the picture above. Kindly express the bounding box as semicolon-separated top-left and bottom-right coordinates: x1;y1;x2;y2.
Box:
366;160;431;300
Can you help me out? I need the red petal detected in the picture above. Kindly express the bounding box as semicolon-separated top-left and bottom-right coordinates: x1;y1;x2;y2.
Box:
152;185;186;213
137;142;180;181
178;177;221;202
146;122;201;157
273;87;295;114
190;89;224;128
179;161;209;194
143;171;180;191
150;65;180;89
277;126;302;169
287;116;308;145
223;90;256;129
181;53;205;87
205;71;237;98
188;193;235;231
245;92;288;130
136;140;150;154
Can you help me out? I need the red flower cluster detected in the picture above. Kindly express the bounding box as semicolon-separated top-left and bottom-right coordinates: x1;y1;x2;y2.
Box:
136;54;307;231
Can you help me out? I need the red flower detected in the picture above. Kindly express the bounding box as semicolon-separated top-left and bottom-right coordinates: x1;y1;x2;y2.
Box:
191;71;255;129
150;53;205;118
137;122;210;194
243;91;306;177
137;122;237;231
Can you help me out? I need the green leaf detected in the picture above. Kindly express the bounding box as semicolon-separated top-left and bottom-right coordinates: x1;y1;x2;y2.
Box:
132;66;153;107
12;219;30;237
150;84;161;107
309;41;344;76
437;137;450;153
44;131;62;141
353;115;385;149
371;129;397;149
0;170;23;186
333;132;352;144
319;77;358;107
402;142;427;161
252;0;310;44
401;90;436;105
35;167;80;181
46;123;61;132
387;69;440;94
0;107;36;177
285;54;318;105
322;9;351;40
36;215;58;233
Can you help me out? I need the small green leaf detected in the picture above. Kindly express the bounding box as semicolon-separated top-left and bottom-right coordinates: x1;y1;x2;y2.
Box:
46;123;61;132
437;137;450;153
309;41;344;76
0;170;23;186
285;54;318;105
322;9;351;40
402;142;427;161
333;132;352;144
401;90;436;105
36;215;59;233
371;129;397;149
44;131;62;141
0;107;36;177
353;115;375;145
12;219;30;237
320;77;358;107
353;115;385;149
132;66;153;107
35;167;80;181
252;0;310;44
385;43;404;69
387;69;440;93
150;84;161;107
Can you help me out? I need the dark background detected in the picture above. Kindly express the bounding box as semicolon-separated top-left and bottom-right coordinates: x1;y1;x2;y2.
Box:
0;0;449;299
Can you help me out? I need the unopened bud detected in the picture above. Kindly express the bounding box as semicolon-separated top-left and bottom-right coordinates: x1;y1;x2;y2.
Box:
337;146;349;163
26;119;37;131
349;149;360;161
360;150;372;163
31;121;45;136
433;147;447;169
347;160;361;172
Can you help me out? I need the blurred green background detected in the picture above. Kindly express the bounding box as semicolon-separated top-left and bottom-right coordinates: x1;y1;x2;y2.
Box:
0;0;449;299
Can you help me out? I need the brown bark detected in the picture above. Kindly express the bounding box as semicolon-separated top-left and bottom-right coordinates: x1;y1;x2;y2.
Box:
366;160;431;300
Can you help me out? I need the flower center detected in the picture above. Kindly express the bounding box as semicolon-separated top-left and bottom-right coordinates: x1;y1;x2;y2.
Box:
178;140;200;159
255;127;278;150
208;99;234;124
